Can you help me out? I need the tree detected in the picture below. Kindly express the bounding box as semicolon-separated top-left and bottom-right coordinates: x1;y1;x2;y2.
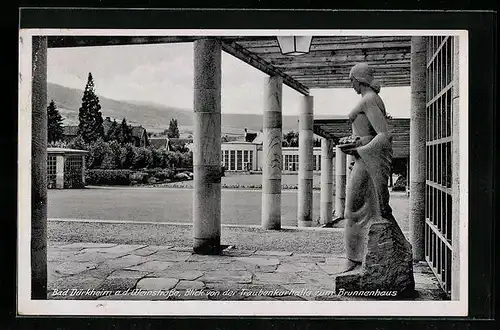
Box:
47;100;64;142
283;130;299;147
78;72;104;143
167;118;180;138
105;119;119;142
118;118;133;144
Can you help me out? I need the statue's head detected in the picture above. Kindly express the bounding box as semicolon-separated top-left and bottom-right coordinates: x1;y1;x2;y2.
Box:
349;63;381;94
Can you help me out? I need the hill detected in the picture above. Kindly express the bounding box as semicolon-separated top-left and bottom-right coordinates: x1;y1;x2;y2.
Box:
47;83;337;136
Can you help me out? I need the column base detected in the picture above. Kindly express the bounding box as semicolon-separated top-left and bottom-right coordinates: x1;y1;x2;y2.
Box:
262;223;281;230
193;237;221;255
298;220;313;227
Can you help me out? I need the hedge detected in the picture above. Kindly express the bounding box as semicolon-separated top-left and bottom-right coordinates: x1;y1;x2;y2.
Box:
86;168;188;186
50;137;193;171
85;169;132;186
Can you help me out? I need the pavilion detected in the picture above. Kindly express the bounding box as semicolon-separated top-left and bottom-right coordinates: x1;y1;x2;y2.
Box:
30;34;461;300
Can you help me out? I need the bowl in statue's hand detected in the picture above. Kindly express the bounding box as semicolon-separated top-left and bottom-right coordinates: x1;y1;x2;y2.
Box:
337;135;359;150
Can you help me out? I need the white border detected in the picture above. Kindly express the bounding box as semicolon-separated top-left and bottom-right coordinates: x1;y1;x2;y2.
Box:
18;28;469;316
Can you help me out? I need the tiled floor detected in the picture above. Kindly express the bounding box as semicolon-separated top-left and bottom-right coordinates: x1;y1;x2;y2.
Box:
47;241;449;301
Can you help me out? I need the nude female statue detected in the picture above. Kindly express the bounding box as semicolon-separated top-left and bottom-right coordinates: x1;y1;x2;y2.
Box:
339;63;404;273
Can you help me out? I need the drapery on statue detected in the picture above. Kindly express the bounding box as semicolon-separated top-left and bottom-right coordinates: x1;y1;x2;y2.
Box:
336;63;412;282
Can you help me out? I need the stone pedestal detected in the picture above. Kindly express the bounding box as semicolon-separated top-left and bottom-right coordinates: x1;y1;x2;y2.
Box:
335;220;415;297
192;38;222;254
334;146;346;218
320;138;334;225
262;76;283;229
298;95;314;227
31;36;48;299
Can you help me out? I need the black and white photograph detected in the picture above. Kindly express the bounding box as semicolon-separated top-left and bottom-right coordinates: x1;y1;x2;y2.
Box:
18;24;470;316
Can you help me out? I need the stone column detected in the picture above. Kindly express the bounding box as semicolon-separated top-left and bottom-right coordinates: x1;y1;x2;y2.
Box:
320;138;334;225
55;155;65;189
192;38;222;254
409;36;427;261
346;154;355;179
406;157;410;196
81;155;86;186
334;146;346;218
298;95;314;227
31;36;48;299
451;36;460;300
262;76;283;229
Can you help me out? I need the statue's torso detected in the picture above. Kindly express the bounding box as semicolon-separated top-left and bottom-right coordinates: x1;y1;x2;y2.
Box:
351;113;377;137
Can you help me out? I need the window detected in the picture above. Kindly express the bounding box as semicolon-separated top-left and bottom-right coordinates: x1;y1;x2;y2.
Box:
249;151;253;170
64;155;83;188
224;150;229;169
47;155;57;188
237;150;243;170
230;150;236;170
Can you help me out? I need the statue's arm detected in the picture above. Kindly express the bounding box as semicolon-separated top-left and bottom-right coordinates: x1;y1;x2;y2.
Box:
353;99;391;156
364;99;390;136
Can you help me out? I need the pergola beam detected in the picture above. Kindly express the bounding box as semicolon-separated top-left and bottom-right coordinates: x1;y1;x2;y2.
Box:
236;36;411;48
270;53;410;65
279;60;411;71
47;36;206;48
221;40;309;96
246;44;410;55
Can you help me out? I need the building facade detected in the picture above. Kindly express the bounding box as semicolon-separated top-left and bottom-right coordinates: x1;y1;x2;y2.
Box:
221;141;325;173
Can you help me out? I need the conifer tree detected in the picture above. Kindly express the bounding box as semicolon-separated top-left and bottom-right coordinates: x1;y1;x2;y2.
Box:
47;100;64;142
119;118;133;144
78;72;104;143
105;119;119;142
167;118;180;138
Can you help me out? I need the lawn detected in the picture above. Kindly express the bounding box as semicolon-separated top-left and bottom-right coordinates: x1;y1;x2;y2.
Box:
48;186;409;231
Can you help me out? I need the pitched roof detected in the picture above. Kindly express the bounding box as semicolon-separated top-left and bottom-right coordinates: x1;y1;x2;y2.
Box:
131;126;146;138
169;138;193;144
149;138;169;149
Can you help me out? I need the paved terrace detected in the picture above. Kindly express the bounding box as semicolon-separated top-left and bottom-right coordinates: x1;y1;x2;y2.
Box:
48;240;448;301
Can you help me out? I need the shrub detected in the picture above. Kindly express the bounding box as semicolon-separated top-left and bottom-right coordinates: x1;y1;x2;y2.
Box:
120;144;137;169
48;140;69;148
67;135;88;150
133;147;153;169
154;169;175;181
64;169;84;188
130;171;149;184
86;138;110;169
85;169;132;185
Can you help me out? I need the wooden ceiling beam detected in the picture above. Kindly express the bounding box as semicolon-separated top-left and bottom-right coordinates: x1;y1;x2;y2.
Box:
246;43;410;55
284;63;410;74
269;53;410;65
251;48;410;60
236;36;411;48
277;59;410;70
221;40;310;96
47;36;206;48
287;69;411;77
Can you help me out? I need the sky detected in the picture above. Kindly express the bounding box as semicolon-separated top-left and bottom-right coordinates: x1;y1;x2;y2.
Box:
47;42;410;118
